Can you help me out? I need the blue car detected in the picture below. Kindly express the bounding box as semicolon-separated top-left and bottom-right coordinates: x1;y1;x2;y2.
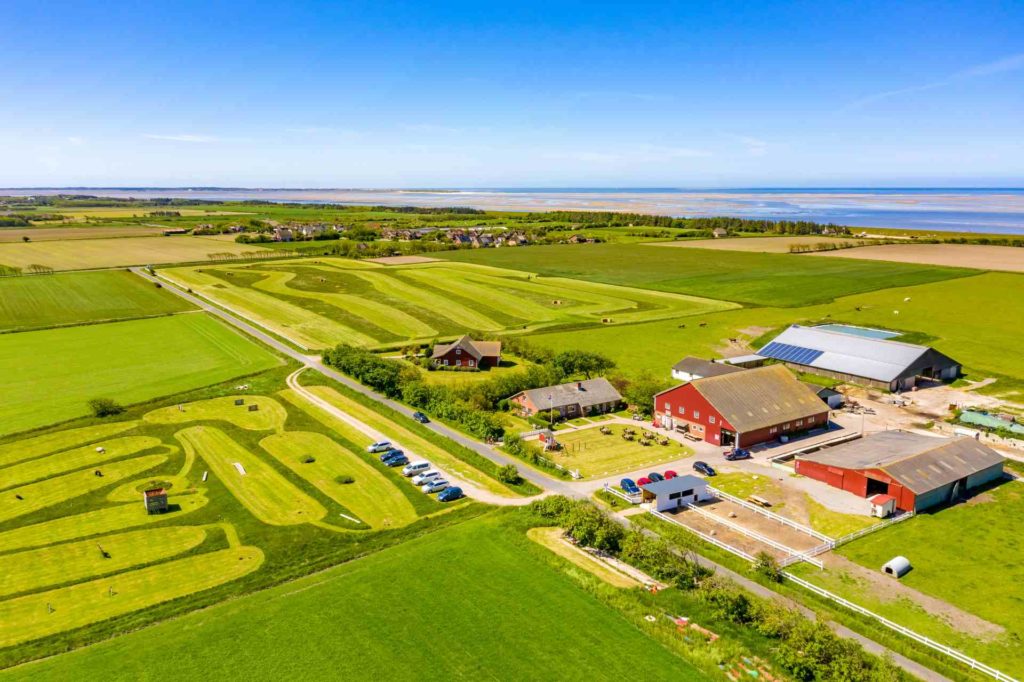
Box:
724;448;751;461
412;411;430;424
620;478;640;496
385;454;409;467
437;486;463;502
693;461;716;477
379;448;404;463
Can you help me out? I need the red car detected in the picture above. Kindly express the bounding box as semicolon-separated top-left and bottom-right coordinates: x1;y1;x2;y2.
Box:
636;476;652;486
663;470;678;480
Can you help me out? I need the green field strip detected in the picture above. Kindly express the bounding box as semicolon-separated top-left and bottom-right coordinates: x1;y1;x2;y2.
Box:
0;422;140;469
0;455;167;524
0;437;163;491
144;395;287;432
534;274;740;318
0;495;209;554
0;526;208;599
347;270;506;331
396;268;555;323
0;270;194;332
299;385;518;498
260;431;417;529
176;426;326;526
162;267;368;348
0;544;264;648
251;270;438;340
105;475;194;503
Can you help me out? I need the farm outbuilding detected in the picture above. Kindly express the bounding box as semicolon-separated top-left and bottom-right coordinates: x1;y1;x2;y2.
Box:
143;488;168;514
757;325;960;391
882;556;912;578
431;335;502;369
641;475;711;512
795;431;1005;513
509;378;623;419
654;364;829;448
670;356;744;382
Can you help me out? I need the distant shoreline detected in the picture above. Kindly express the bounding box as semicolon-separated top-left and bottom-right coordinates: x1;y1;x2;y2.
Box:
4;187;1024;234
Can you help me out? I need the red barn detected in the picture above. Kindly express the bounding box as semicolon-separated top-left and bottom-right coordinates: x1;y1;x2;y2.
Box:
430;336;501;369
795;431;1004;512
653;364;828;448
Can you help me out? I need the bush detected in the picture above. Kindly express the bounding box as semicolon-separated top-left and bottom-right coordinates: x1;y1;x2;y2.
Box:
302;455;316;464
335;474;355;484
88;398;125;418
497;463;521;484
753;551;783;583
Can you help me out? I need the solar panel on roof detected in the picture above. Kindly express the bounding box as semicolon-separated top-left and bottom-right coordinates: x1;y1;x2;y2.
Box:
760;342;824;365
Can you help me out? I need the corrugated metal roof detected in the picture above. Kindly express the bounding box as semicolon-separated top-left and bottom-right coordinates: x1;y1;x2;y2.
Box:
518;378;622;410
798;431;1004;494
690;364;826;433
758;325;935;382
671;356;744;378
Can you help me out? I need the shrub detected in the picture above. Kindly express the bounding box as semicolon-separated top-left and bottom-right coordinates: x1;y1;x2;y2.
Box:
497;463;521;484
302;455;316;464
335;474;355;484
753;551;783;583
88;398;125;418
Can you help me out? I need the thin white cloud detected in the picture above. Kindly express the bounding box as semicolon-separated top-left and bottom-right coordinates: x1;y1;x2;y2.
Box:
143;133;219;143
285;126;360;137
401;123;462;134
729;135;769;157
66;136;86;146
846;52;1024;109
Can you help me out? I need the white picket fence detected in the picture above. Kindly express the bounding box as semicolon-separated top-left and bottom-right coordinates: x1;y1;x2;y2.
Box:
648;510;755;562
683;503;824;569
831;510;915;547
706;486;834;543
602;483;639;504
783;572;1017;682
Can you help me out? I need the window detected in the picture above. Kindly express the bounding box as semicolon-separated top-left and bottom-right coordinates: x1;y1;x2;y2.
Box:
668;491;682;500
709;415;716;424
468;360;475;367
680;489;693;497
795;420;803;427
807;415;816;423
783;423;791;430
443;360;448;366
677;406;685;415
769;427;778;434
693;410;700;420
456;348;461;354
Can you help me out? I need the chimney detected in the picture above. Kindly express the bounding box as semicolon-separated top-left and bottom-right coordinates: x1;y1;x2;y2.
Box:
577;382;583;391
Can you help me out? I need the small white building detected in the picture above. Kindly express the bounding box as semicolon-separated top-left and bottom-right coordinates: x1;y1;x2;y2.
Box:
869;493;896;518
670;356;744;383
641;475;711;512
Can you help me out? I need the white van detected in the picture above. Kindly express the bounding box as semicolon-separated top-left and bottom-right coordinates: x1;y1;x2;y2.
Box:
402;461;430;477
412;471;441;486
366;441;392;453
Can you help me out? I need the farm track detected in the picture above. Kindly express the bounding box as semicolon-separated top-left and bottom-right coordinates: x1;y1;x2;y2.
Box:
133;266;956;681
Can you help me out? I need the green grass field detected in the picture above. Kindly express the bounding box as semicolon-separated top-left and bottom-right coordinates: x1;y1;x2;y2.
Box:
0;422;140;468
176;426;326;526
4;514;701;681
0;526;208;598
439;243;971;307
259;431;417;528
143;395;288;432
0;314;281;436
544;424;691;479
0;271;193;332
163;258;734;349
0;436;162;489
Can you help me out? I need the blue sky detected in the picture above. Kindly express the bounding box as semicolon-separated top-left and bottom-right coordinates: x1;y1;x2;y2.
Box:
1;1;1022;187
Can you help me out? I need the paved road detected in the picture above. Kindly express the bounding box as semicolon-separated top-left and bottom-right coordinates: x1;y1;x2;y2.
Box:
134;267;951;681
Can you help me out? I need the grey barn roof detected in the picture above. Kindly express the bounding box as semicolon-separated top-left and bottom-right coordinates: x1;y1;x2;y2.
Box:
641;474;707;496
517;378;622;410
758;325;957;382
671;356;745;378
798;431;1004;494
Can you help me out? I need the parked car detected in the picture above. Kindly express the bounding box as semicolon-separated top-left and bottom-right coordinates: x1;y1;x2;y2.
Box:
692;461;716;476
663;470;678;480
367;440;392;454
620;478;640;495
636;476;652;486
724;448;751;461
402;461;430;477
421;479;449;494
412;471;441;486
385;454;410;467
631;413;643;421
379;448;404;462
412;411;430;424
437;486;463;502
647;472;664;482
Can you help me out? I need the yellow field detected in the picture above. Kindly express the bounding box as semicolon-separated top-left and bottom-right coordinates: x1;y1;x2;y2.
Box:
527;527;639;588
650;236;870;253
0;227;168;242
176;426;326;525
0;544;263;647
0;236;269;271
260;431;416;528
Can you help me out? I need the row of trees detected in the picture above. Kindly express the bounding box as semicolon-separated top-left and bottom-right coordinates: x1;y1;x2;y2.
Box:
530;497;903;681
524;211;850;236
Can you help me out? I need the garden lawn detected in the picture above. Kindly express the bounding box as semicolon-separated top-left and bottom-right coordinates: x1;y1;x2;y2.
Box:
5;514;700;681
439;243;970;307
0;271;192;331
547;424;690;479
0;314;281;436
